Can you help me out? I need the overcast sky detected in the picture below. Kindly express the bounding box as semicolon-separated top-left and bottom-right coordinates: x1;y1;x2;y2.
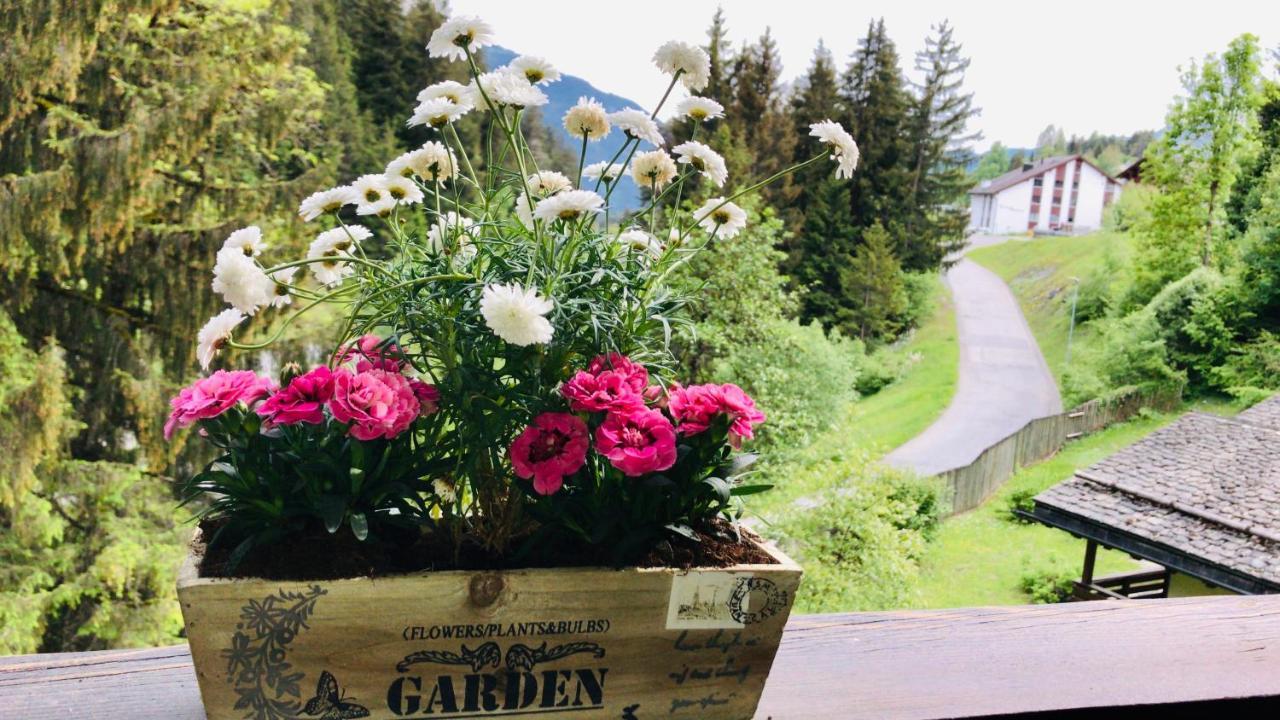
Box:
448;0;1278;150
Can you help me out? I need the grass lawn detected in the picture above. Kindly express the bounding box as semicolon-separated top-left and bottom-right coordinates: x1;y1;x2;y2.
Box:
913;413;1166;607
749;274;958;522
968;231;1132;384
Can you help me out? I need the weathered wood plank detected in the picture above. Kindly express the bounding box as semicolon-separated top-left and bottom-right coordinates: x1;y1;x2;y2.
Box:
2;595;1278;719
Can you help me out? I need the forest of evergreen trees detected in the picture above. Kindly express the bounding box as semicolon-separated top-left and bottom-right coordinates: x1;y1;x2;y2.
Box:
0;1;982;652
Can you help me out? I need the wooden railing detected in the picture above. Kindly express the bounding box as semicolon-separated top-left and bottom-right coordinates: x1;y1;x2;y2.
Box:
2;594;1278;718
938;386;1182;515
1072;568;1172;601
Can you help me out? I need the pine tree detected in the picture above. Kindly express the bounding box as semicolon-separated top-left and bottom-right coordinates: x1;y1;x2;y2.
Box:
901;21;979;270
1;1;334;461
839;222;906;342
731;29;796;204
788;42;844;219
703;7;735;108
784;42;854;318
841;19;913;265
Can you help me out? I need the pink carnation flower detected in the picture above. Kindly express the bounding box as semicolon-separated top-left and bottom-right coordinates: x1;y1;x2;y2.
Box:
164;370;274;440
327;368;421;441
560;353;649;413
337;334;403;372
409;379;441;415
255;366;335;427
510;412;590;495
587;353;649;388
595;406;677;477
667;382;766;448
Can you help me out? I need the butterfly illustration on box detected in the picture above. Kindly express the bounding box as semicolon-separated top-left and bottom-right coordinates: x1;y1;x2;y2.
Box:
301;670;369;720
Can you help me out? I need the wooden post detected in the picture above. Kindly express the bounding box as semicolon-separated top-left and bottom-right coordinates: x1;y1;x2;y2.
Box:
1082;540;1098;587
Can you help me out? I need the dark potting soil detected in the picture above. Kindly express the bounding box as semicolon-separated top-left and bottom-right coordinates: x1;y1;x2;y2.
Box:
196;517;776;581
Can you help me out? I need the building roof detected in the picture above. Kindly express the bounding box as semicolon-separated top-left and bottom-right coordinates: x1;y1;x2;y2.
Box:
969;154;1118;196
1023;397;1280;594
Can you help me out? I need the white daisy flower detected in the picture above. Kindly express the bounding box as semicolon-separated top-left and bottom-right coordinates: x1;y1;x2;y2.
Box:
480;283;554;346
533;189;605;223
582;161;628;183
426;15;494;62
675;96;725;122
416;80;472;106
387;142;459;184
514;171;573;229
609;108;664;146
408;97;471;129
469;71;547;108
514;193;538;230
693;197;748;239
197;308;246;370
268;267;297;309
631;150;678;190
653;41;711;91
385;175;425;205
672;140;728;187
433;478;458;504
508;55;559;85
212;247;274;315
526;170;573;196
298;187;355;222
563;97;610;141
222;226;267;257
617;228;663;258
307;226;371;286
351;174;391;215
809;120;860;179
427;212;478;262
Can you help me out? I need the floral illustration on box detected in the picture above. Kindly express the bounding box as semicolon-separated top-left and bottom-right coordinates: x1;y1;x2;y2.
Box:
220;586;368;720
396;641;605;673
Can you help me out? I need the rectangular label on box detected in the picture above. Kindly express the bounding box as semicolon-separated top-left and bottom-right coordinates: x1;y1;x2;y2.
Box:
666;571;750;630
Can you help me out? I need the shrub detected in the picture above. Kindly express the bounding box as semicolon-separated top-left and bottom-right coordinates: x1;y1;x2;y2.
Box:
1104;182;1156;233
774;468;944;612
713;318;862;452
1002;488;1037;523
893;271;938;333
854;347;906;396
1020;567;1076;604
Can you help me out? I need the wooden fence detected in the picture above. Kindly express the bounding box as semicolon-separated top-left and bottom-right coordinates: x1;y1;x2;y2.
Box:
937;387;1182;515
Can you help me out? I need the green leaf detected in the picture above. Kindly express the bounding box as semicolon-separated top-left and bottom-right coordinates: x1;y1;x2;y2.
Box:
317;495;346;534
350;512;369;541
664;523;697;541
725;452;760;478
703;476;732;504
730;483;774;497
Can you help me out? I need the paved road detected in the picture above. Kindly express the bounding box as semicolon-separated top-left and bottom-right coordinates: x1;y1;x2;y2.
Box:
883;235;1062;477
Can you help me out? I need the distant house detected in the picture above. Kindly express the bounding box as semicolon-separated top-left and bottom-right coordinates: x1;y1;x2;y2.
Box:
968;155;1122;234
1116;157;1145;183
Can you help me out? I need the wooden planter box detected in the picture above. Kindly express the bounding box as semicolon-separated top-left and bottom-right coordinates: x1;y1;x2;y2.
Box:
178;536;802;720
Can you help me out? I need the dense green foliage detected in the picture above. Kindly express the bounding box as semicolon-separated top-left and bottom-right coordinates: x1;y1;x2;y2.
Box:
778;471;942;612
0;311;185;654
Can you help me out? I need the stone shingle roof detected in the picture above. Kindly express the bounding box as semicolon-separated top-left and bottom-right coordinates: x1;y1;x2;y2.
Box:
1032;399;1280;590
1237;394;1280;432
